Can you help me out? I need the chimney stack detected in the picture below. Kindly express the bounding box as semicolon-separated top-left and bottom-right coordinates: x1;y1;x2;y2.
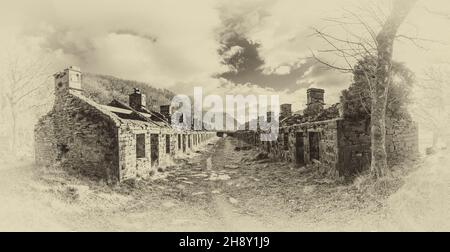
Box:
280;104;292;119
305;88;324;116
129;88;146;112
54;66;82;95
160;105;172;123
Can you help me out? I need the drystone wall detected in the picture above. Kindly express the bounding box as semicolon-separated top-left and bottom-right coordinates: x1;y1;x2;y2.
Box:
35;91;120;183
233;115;419;179
234;119;341;178
386;117;419;164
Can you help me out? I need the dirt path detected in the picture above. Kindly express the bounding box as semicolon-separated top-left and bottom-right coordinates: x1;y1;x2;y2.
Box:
207;138;269;231
382;152;450;231
0;136;448;231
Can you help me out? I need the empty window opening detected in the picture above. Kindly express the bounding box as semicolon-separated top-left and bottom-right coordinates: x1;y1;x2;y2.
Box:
136;134;146;158
165;135;171;154
178;134;181;150
56;143;69;161
295;132;305;165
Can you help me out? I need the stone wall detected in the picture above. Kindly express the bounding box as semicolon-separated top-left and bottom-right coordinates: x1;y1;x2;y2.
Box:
36;94;217;183
233;115;419;180
386;117;419;164
118;129;215;181
35;113;57;166
337;119;371;177
35;91;120;183
337;116;419;177
117;126;158;181
234;119;341;178
35;67;218;183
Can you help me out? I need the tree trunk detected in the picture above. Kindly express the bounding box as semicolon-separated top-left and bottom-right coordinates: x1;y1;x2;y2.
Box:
371;85;389;178
370;0;417;178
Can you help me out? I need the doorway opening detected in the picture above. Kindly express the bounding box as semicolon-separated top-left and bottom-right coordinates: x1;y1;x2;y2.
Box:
309;132;320;162
295;132;305;165
150;134;159;166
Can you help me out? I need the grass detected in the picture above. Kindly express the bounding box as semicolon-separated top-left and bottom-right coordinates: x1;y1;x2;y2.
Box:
1;137;429;231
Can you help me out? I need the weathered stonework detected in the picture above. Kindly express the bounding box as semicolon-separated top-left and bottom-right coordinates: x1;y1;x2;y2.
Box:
34;67;216;183
232;88;419;180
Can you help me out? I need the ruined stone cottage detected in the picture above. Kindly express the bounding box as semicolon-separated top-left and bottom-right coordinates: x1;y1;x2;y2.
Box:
34;66;215;183
233;88;419;179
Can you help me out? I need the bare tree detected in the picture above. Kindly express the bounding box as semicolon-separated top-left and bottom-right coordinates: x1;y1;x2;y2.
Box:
1;51;53;156
312;0;418;178
414;66;450;150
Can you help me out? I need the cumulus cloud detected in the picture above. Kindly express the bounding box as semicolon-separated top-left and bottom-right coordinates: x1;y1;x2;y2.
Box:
0;0;225;89
2;0;450;116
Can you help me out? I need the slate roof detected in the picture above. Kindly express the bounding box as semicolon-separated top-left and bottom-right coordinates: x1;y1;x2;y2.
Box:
71;91;171;129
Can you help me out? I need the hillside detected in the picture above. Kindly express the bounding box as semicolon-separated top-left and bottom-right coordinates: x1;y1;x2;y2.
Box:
81;73;239;129
82;73;176;110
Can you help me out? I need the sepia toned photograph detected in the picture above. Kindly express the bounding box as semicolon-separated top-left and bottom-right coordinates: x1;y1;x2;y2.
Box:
0;0;449;235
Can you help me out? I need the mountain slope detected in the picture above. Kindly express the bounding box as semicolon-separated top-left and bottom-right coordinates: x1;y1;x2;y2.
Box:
82;73;176;110
81;73;239;129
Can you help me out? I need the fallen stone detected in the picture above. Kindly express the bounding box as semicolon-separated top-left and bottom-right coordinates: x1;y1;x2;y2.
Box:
176;184;186;190
64;184;90;200
253;152;269;161
211;190;221;194
234;146;251;151
229;197;239;204
312;159;321;165
207;174;231;181
224;164;239;169
206;157;212;170
181;181;194;185
192;191;206;196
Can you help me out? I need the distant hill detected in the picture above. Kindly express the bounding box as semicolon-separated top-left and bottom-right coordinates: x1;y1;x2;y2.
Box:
81;73;239;129
82;73;175;111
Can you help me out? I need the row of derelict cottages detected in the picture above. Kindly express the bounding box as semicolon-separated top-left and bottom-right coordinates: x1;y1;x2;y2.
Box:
35;66;216;183
232;88;419;180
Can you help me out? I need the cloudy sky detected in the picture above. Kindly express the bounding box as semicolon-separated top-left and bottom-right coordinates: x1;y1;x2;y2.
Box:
1;0;450;114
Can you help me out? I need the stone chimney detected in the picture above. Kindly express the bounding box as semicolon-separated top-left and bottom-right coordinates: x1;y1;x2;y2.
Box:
305;88;324;116
280;104;292;119
129;88;146;112
54;66;82;95
160;105;172;123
